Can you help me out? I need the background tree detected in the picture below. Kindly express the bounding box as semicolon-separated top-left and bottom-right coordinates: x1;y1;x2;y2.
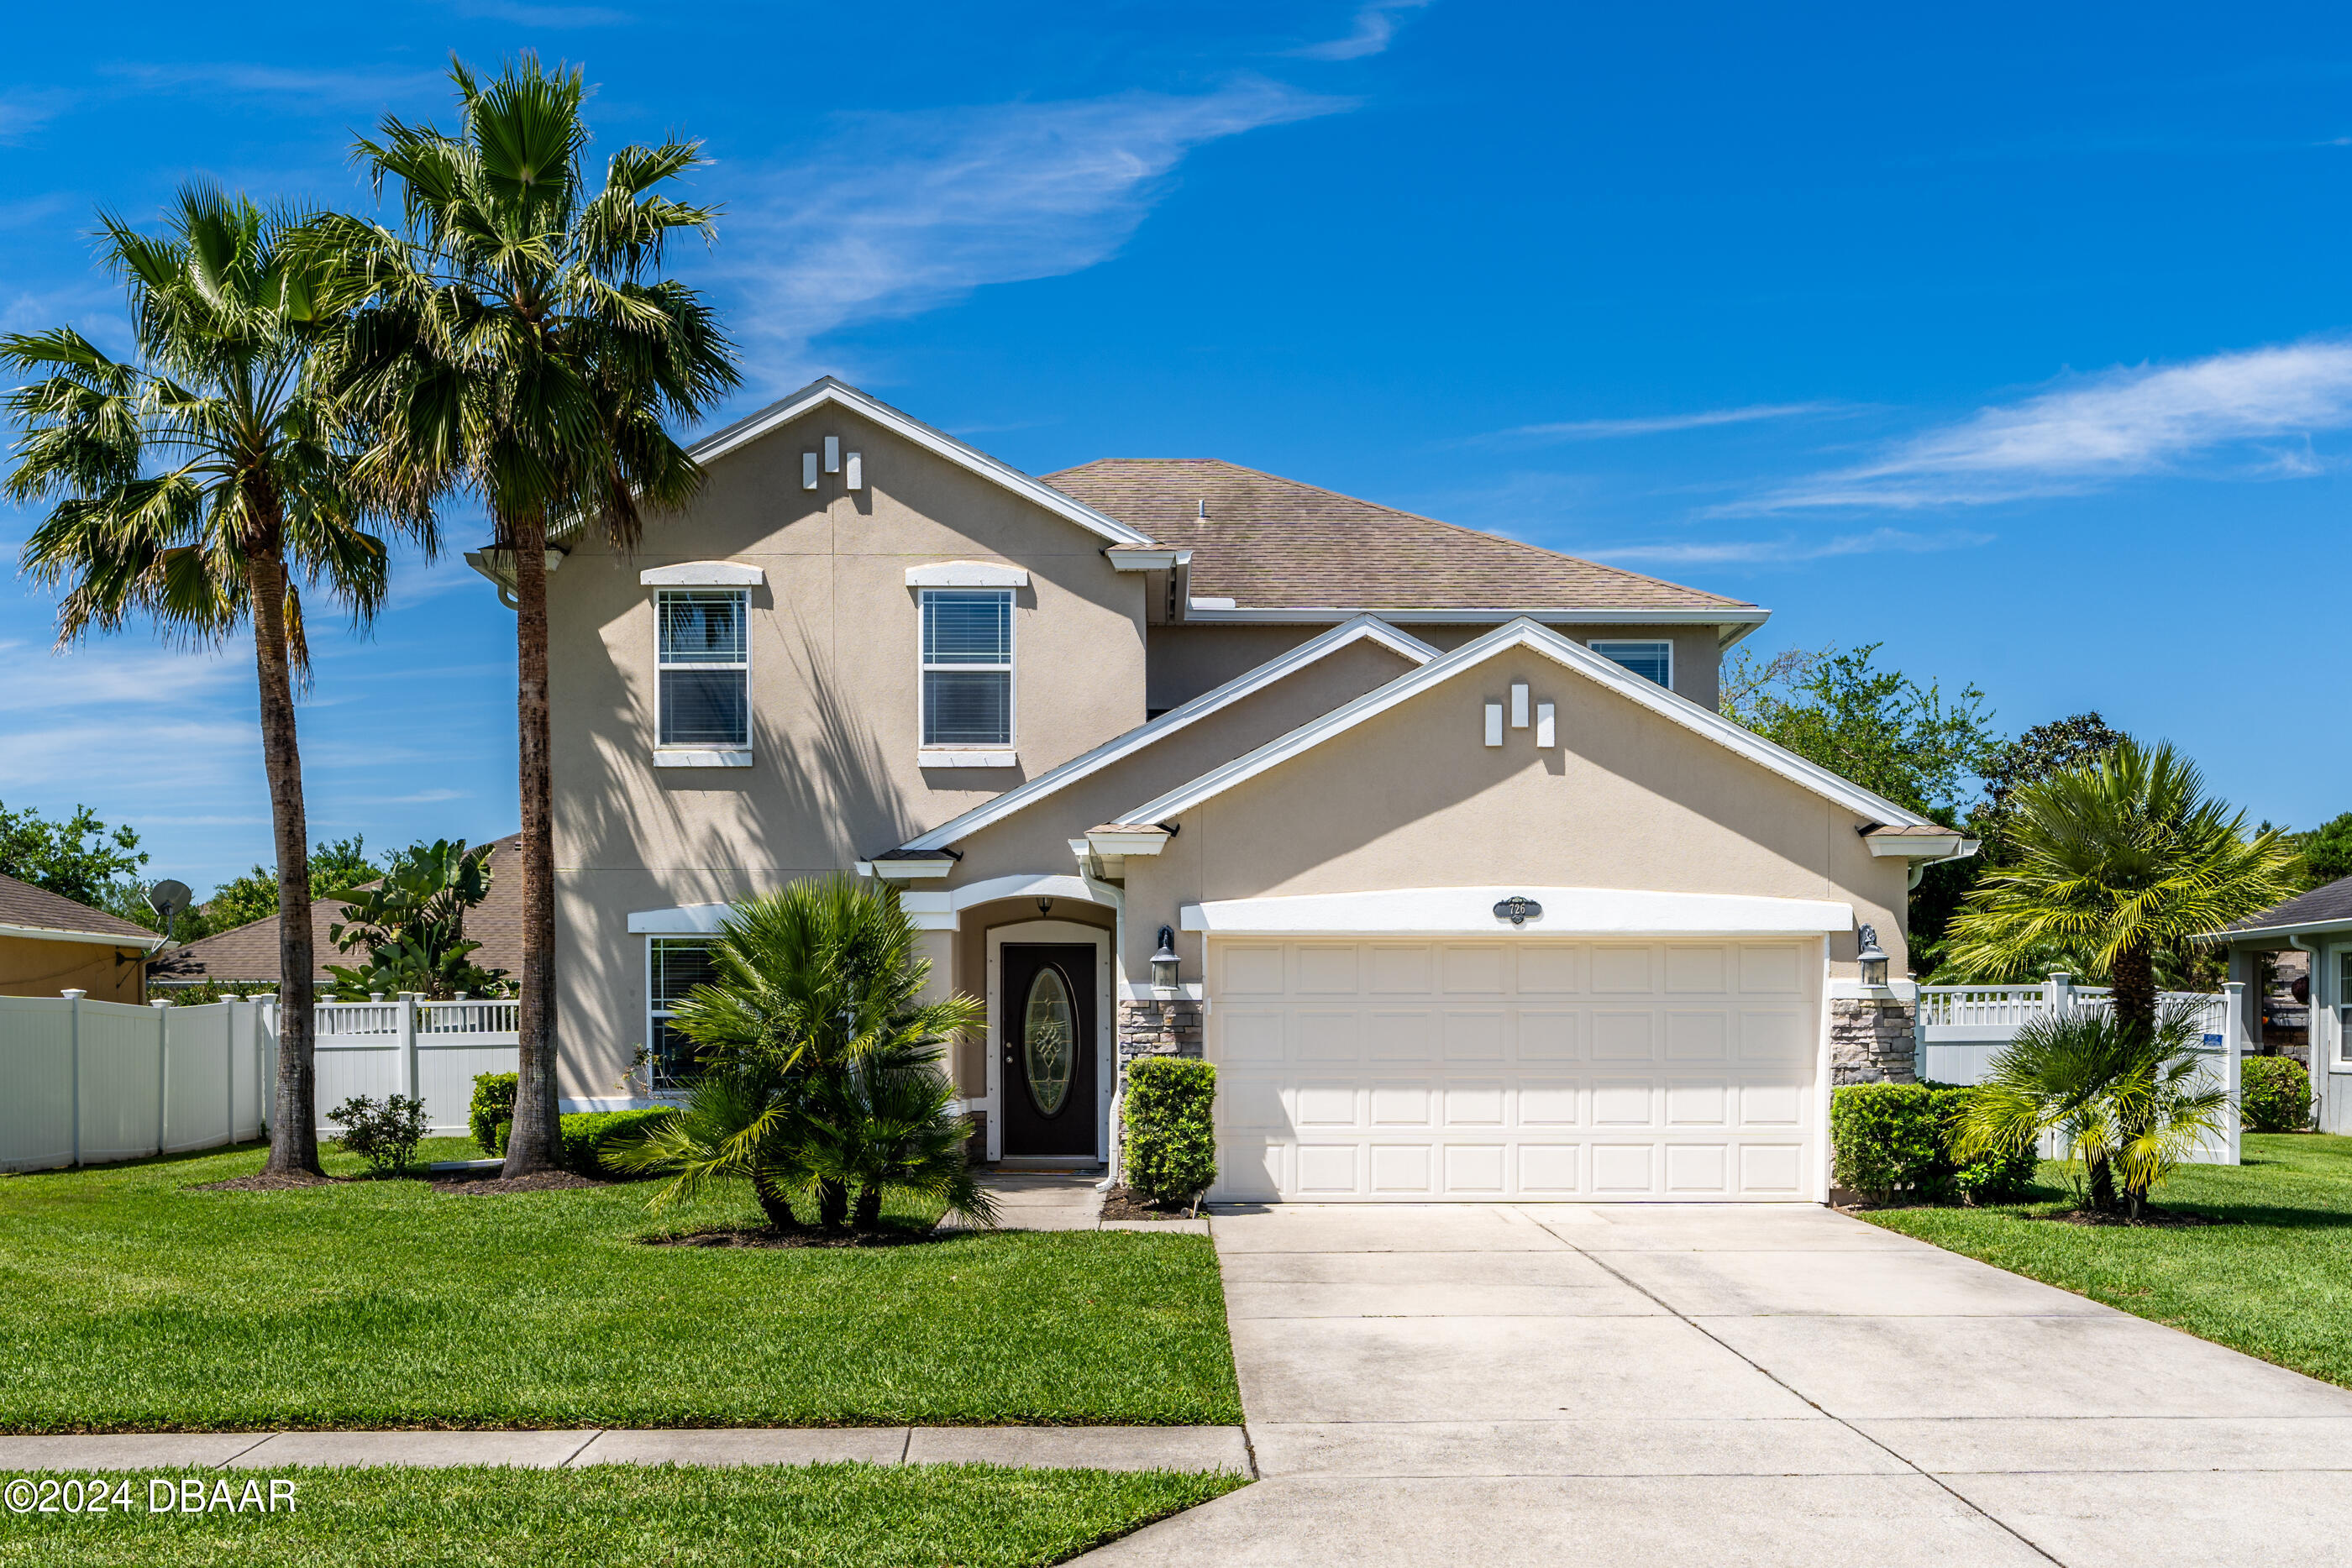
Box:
2295;811;2352;889
204;833;377;929
319;55;739;1176
3;185;423;1176
1945;740;2294;1034
0;798;152;926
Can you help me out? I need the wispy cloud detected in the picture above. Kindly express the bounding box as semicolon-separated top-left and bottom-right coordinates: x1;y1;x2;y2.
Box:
724;80;1349;371
0;91;77;144
1737;339;2352;511
1582;527;1995;566
1293;0;1431;60
1483;401;1846;444
450;0;631;24
102;62;444;108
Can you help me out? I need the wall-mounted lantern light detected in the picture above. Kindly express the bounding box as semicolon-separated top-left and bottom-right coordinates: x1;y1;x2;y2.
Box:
1856;925;1889;989
1151;925;1182;998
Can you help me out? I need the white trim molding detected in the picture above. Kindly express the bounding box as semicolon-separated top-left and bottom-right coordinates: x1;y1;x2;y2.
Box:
900;615;1440;854
918;749;1018;769
1104;546;1193;572
0;920;166;953
1179;886;1856;936
1084;825;1169;857
906;561;1030;588
654;747;753;768
1121;618;1935;830
865;857;957;881
639;560;764;587
689;377;1156;549
1862;828;1974;860
627;905;732;936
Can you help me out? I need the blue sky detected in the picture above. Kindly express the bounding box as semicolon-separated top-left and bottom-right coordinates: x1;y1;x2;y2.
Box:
4;2;2350;895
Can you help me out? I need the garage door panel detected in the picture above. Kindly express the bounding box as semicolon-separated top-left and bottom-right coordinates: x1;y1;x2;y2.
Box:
1206;936;1819;1202
1221;944;1287;995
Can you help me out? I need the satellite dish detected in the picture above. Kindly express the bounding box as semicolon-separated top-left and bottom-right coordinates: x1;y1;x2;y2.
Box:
147;879;192;941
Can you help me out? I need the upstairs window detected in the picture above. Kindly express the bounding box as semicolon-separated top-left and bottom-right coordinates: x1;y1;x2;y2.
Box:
921;589;1013;747
658;590;749;748
1589;639;1672;689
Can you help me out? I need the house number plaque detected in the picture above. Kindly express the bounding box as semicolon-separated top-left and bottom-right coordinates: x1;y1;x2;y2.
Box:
1493;896;1542;926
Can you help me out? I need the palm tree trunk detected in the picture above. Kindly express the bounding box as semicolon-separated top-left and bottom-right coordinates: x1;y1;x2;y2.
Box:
2110;940;2158;1040
853;1183;883;1232
249;553;321;1177
502;516;562;1177
750;1170;800;1232
816;1178;848;1230
2087;1155;2118;1214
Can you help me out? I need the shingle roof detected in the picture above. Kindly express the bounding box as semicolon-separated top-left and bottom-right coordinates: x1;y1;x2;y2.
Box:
0;873;158;944
2215;875;2352;936
1042;458;1755;615
150;834;524;986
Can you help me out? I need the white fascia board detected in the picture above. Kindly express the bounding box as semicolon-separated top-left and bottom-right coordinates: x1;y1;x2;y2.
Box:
1177;605;1770;628
1865;832;1966;859
1124;618;1932;829
627;904;732;936
1179;887;1855;936
947;873;1105;911
900;615;1443;854
870;857;957;881
688;378;1153;548
905;561;1030;588
0;921;166;953
639;561;764;587
2197;915;2352;947
1105;546;1192;572
1086;828;1168;857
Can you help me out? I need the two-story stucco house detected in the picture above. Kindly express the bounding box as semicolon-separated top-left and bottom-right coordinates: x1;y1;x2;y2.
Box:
518;377;1966;1204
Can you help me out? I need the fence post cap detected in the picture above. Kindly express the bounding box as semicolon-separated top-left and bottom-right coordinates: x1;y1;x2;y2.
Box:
60;989;87;999
150;999;170;1009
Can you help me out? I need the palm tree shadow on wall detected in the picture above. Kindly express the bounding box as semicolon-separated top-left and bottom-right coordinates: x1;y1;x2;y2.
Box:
561;594;912;1059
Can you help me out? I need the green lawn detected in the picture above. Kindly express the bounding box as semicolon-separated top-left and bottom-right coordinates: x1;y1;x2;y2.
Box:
1862;1132;2352;1387
0;1140;1241;1432
0;1463;1244;1567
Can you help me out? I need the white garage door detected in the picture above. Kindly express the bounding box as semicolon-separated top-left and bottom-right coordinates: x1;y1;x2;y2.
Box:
1208;936;1822;1202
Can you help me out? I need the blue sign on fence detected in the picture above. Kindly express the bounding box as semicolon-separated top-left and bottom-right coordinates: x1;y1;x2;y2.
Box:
2203;1034;2223;1048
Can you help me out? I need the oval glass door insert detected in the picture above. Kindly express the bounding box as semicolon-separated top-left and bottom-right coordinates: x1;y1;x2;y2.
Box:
1022;968;1075;1117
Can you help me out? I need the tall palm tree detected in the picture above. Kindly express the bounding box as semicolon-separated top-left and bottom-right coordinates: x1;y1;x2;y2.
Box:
606;878;994;1232
3;186;417;1175
1945;739;2294;1037
314;55;739;1174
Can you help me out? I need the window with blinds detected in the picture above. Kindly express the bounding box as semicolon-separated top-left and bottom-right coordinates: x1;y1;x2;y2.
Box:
647;937;719;1090
657;590;749;748
1589;639;1673;689
921;589;1013;747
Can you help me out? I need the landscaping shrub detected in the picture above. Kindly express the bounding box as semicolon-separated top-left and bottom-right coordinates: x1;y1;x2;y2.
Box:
470;1072;517;1156
1830;1082;2036;1205
326;1094;431;1177
1123;1058;1217;1204
559;1109;677;1177
2243;1056;2313;1133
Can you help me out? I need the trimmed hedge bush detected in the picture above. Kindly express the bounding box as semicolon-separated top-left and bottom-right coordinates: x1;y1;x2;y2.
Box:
559;1109;677;1178
1123;1058;1217;1204
2243;1055;2313;1133
1830;1082;2038;1206
470;1072;517;1156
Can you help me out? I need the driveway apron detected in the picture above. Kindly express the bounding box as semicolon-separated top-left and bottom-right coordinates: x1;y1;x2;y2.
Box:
1079;1203;2352;1567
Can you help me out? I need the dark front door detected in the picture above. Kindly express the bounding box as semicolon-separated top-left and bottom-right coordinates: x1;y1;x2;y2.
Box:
999;943;1098;1160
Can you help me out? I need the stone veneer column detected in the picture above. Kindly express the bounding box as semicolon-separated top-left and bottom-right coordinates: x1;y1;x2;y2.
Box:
1829;996;1919;1085
1116;999;1204;1066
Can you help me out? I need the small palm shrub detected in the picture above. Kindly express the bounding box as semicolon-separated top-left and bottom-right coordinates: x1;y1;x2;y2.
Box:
326;1094;431;1177
2242;1057;2312;1133
1955;1001;2229;1218
1124;1058;1218;1204
604;878;993;1233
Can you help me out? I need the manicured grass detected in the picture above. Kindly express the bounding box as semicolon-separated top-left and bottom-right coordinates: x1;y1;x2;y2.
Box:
0;1462;1246;1567
0;1140;1241;1432
1861;1133;2352;1387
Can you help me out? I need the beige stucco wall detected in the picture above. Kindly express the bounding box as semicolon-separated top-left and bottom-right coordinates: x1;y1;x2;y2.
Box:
1147;621;1726;713
1118;646;1908;981
0;936;145;1002
549;404;1152;1088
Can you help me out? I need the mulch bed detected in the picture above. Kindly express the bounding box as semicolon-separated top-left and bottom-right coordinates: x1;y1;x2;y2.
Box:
1099;1185;1200;1222
640;1225;947;1250
2029;1206;2230;1229
187;1171;347;1192
429;1170;608;1196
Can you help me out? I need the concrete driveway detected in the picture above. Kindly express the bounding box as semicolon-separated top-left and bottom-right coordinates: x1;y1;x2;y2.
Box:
1081;1203;2352;1567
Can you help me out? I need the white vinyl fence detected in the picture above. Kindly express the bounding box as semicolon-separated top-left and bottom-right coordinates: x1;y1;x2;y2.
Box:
0;992;517;1173
1917;973;2244;1166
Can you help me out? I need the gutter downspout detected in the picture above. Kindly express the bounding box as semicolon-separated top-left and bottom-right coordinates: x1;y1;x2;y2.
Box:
1073;839;1126;1192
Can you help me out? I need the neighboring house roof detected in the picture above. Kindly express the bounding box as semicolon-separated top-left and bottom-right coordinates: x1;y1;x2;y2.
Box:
1043;458;1764;627
688;377;1158;549
150;834;524;987
0;873;165;951
2205;876;2352;942
1114;618;1935;831
893;615;1441;855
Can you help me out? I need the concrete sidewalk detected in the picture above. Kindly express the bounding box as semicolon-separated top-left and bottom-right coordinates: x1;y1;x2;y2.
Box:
1081;1202;2352;1568
0;1425;1250;1475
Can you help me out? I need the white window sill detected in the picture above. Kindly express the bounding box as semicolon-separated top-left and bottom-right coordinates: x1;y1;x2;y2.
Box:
654;747;753;768
918;749;1016;768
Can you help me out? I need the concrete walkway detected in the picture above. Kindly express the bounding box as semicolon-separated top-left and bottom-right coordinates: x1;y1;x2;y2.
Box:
1079;1202;2352;1568
0;1425;1248;1474
956;1169;1211;1235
